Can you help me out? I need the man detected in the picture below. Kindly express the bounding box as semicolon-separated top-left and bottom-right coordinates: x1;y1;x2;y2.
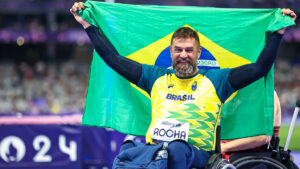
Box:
221;91;282;160
70;3;296;169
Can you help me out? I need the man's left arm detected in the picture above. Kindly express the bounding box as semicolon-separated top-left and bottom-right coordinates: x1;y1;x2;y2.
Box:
228;8;297;90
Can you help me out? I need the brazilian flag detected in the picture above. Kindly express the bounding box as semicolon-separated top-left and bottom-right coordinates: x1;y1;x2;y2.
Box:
79;1;294;139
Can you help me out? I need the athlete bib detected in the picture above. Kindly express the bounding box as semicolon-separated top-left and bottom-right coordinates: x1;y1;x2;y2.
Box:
151;119;190;143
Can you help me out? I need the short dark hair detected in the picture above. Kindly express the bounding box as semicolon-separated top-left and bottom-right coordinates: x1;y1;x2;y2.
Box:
171;27;200;48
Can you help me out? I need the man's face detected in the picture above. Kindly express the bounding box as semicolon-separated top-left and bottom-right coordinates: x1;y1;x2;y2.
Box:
171;38;201;77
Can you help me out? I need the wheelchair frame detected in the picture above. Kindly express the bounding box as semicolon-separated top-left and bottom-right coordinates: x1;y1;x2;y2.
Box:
204;99;300;169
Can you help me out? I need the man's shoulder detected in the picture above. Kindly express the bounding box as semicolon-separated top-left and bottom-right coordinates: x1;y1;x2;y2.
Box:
137;65;174;94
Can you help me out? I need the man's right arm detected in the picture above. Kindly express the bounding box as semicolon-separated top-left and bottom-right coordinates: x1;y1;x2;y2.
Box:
228;8;296;90
70;2;142;85
85;25;142;84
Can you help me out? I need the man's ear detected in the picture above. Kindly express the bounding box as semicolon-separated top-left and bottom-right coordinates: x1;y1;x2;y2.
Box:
197;46;202;59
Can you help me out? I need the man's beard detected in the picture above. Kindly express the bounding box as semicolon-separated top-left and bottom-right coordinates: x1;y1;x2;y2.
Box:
172;58;197;77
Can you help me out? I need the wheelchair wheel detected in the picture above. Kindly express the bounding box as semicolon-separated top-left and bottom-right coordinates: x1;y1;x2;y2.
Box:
231;156;287;169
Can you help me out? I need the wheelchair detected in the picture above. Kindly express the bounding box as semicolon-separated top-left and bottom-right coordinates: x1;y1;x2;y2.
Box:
116;100;300;169
115;127;298;169
205;99;300;169
205;131;299;169
115;128;298;169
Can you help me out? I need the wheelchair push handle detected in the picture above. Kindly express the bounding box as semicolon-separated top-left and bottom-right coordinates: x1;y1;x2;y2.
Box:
284;99;300;152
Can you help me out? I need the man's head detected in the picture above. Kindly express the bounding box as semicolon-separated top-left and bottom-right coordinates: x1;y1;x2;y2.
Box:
170;27;202;77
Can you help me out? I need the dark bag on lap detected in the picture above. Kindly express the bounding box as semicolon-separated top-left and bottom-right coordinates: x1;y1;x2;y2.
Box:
113;140;167;169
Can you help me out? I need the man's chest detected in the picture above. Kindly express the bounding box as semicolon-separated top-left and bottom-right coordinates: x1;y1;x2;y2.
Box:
150;74;222;116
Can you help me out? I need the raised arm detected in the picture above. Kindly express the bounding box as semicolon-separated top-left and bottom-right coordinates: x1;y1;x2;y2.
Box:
70;2;142;84
228;32;282;90
228;8;297;90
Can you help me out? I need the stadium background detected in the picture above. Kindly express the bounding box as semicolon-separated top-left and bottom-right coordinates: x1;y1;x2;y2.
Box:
0;0;299;168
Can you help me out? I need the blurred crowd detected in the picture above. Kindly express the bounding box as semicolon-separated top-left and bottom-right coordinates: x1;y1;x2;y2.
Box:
0;61;89;115
275;60;300;119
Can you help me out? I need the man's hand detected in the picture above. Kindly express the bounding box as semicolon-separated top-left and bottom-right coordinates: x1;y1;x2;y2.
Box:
70;2;91;29
277;8;297;34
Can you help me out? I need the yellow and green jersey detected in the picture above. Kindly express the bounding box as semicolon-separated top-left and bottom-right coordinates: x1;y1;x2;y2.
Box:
137;64;236;151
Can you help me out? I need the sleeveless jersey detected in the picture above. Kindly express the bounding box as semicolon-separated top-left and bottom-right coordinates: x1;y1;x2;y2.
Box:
137;64;235;151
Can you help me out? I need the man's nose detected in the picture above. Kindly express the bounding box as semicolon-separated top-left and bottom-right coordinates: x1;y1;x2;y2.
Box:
180;50;188;58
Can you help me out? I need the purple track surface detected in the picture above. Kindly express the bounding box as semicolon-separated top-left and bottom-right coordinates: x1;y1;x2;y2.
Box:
292;152;300;167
